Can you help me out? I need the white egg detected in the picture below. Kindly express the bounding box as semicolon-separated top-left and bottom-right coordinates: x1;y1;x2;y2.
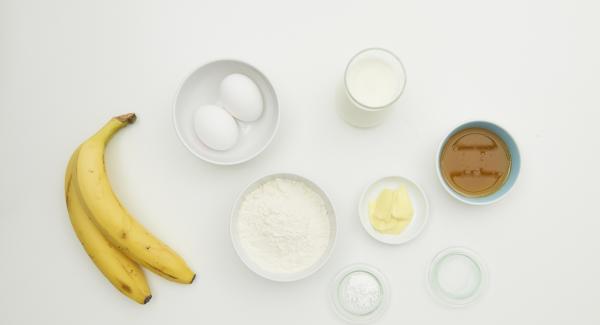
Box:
193;105;239;151
219;73;264;122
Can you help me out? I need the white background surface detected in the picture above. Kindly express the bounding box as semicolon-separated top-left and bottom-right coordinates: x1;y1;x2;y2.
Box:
1;0;599;324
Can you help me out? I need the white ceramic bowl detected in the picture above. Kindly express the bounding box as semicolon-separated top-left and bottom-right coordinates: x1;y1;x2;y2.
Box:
230;173;337;282
173;59;279;165
359;176;429;245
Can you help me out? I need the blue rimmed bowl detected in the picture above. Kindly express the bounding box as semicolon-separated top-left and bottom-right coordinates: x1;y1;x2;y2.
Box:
436;121;521;205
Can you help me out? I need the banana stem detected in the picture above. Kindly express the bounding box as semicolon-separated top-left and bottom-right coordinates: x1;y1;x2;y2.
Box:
115;113;137;124
89;114;136;144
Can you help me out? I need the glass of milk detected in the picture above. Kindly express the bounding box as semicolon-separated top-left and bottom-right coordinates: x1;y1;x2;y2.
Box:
341;48;406;128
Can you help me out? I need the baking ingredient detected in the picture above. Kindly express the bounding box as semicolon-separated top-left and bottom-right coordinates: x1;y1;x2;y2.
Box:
440;127;511;197
369;185;413;235
338;271;382;315
435;254;481;297
193;104;239;151
65;149;151;304
237;177;331;274
75;113;195;284
220;73;264;122
346;50;405;108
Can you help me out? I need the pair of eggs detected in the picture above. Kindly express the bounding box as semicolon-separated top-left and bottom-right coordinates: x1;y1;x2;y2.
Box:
194;74;264;151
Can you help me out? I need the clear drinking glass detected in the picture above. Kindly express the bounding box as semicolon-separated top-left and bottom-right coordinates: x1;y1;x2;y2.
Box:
340;48;407;128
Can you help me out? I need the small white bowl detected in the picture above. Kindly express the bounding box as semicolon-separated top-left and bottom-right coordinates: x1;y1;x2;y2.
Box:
230;173;337;282
173;59;279;165
359;176;429;245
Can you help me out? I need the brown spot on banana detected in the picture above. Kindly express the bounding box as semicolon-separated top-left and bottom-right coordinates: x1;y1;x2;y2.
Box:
121;284;132;293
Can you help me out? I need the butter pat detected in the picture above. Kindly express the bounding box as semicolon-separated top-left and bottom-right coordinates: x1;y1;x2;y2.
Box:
369;185;414;235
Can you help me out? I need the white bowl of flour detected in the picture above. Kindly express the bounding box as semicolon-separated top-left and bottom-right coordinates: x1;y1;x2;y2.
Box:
230;173;337;281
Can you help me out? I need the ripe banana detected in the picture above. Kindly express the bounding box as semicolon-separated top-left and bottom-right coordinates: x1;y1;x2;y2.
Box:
65;148;152;304
76;113;196;284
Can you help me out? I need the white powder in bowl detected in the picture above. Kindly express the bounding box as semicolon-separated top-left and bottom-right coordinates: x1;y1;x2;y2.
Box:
338;271;382;315
237;177;331;274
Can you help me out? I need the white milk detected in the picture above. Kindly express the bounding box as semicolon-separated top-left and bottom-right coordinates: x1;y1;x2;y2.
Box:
345;49;405;109
341;48;406;128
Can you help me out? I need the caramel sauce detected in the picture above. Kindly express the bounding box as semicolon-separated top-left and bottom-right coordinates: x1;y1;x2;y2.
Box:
440;127;511;197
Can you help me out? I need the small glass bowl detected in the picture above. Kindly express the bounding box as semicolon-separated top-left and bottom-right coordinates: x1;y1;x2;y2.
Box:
427;247;488;307
331;264;390;324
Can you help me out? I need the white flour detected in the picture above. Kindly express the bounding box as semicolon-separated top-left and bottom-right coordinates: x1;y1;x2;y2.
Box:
237;178;331;274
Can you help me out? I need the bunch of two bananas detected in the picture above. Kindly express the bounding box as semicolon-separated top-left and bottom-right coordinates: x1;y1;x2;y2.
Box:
65;113;194;304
